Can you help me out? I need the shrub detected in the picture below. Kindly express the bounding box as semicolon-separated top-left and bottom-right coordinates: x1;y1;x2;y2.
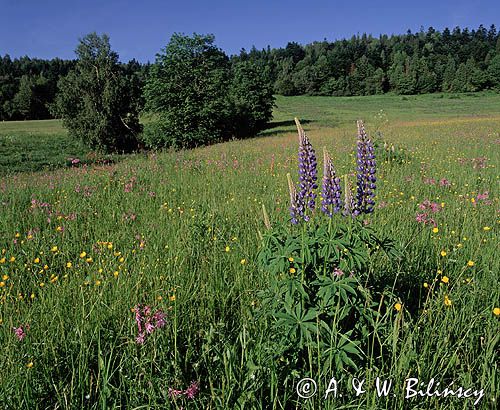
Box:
143;33;274;149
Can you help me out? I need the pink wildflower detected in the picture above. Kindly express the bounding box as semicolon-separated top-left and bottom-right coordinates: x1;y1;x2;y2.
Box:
439;178;450;187
184;381;200;399
168;388;184;399
13;325;28;341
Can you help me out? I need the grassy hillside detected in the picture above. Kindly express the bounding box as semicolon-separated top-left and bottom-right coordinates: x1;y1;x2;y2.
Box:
0;93;498;409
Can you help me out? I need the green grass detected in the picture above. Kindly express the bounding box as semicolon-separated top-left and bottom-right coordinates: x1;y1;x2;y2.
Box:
0;93;498;409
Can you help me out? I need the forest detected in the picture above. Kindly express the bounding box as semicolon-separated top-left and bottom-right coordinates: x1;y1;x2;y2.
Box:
1;24;499;121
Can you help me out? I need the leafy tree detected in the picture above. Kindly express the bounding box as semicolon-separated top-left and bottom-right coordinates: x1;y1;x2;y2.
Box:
229;60;274;138
52;33;142;153
274;57;298;96
487;54;500;90
144;33;274;149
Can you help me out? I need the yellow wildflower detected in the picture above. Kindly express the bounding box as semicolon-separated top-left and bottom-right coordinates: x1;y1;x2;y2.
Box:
441;276;449;284
394;303;402;312
467;260;474;267
444;295;452;307
432;227;439;233
493;308;500;316
440;250;447;257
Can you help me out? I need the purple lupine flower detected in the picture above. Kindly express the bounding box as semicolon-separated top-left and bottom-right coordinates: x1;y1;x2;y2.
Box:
295;118;317;220
321;147;343;217
354;120;376;215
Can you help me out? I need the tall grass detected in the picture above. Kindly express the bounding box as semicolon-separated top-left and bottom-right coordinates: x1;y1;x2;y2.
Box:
0;93;498;409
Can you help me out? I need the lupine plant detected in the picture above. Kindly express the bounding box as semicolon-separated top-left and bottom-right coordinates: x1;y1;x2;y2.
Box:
256;118;400;398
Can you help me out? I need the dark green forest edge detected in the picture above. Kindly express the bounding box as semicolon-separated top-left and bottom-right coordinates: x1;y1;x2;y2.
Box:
2;25;500;122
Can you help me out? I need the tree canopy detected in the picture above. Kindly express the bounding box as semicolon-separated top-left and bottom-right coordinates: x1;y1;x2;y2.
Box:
52;33;143;153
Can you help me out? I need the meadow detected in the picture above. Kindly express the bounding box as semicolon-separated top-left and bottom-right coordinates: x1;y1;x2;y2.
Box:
0;92;498;409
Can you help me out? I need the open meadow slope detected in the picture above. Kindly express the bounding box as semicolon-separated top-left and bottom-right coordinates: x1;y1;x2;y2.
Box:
0;93;498;409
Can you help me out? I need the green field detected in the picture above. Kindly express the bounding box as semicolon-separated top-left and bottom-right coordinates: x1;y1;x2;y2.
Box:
0;93;498;409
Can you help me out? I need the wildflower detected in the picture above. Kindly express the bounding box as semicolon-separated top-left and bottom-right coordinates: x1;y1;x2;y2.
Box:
169;295;176;302
432;227;439;234
66;262;72;268
289;267;296;274
295;118;317;219
423;282;429;288
26;362;34;369
225;246;230;253
168;388;184;399
34;257;40;263
467;260;474;267
13;325;28;341
333;267;344;277
0;282;5;288
321;147;343;217
394;303;402;312
184;381;200;399
9;256;15;262
444;295;452;307
440;250;447;257
240;259;246;265
354;120;376;215
134;304;167;344
288;257;294;262
80;252;87;258
483;226;491;231
0;257;5;264
51;246;58;252
441;276;449;284
493;308;500;316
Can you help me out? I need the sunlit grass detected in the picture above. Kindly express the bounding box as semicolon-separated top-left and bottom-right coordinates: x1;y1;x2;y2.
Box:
0;93;498;409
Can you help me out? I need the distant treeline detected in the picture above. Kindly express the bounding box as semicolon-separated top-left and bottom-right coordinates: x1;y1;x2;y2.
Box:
237;25;500;96
0;56;148;121
2;25;500;121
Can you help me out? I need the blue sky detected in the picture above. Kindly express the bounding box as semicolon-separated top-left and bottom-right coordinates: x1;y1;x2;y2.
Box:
0;0;498;62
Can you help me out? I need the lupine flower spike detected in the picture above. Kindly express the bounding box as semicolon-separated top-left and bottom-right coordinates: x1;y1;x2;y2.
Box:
295;117;318;221
354;120;376;215
321;147;343;217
